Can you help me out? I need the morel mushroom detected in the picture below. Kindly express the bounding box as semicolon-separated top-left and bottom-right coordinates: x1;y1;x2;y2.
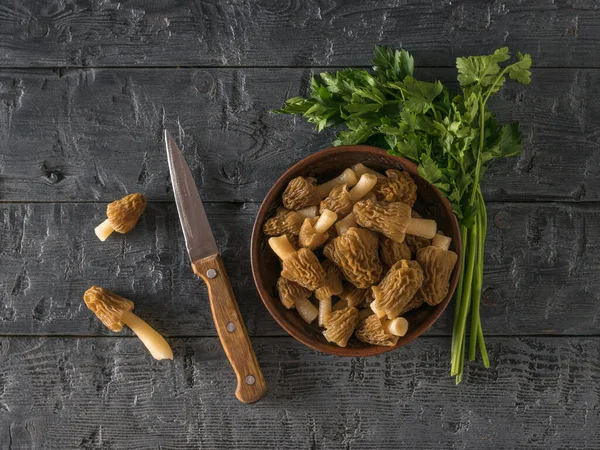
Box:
282;176;321;211
276;277;311;310
296;206;318;219
416;233;458;306
379;236;412;267
315;168;358;198
371;260;424;320
405;210;431;253
83;286;173;360
95;193;146;241
298;209;338;250
268;234;326;290
355;314;399;347
354;200;437;242
323;306;359;347
315;260;344;326
320;184;353;217
373;169;417;206
338;284;368;308
323;228;383;289
399;295;424;315
263;207;304;237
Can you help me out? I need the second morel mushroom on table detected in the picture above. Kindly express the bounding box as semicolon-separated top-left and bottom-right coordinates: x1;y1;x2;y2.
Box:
83;286;173;360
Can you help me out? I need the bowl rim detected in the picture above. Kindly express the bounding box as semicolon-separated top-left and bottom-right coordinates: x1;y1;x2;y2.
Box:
250;145;461;357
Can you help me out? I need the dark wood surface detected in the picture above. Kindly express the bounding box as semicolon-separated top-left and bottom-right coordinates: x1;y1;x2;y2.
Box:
1;0;599;448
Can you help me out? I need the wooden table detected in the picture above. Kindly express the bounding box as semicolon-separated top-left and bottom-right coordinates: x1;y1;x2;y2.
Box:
0;1;598;448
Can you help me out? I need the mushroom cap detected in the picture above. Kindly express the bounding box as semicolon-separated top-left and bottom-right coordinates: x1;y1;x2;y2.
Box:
276;277;311;309
263;208;304;236
323;306;359;347
298;217;328;250
315;260;344;302
83;286;134;332
320;184;353;217
374;169;417;206
380;236;412;267
323;228;383;289
416;246;458;306
355;314;399;347
353;200;411;243
106;193;147;233
281;248;326;291
372;259;424;320
400;294;425;315
338;284;368;308
282;176;321;211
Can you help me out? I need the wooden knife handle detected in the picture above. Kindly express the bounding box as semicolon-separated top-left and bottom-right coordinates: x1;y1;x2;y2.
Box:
192;254;267;404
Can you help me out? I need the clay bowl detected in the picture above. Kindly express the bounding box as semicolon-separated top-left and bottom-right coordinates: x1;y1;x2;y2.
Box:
250;145;461;357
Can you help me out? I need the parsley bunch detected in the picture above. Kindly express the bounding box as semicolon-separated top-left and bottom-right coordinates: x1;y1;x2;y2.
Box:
276;46;532;382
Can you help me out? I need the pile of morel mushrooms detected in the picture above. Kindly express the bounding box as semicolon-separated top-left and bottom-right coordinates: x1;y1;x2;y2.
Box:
264;164;458;348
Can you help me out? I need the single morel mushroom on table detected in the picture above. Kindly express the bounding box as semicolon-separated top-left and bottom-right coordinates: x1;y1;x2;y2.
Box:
324;227;383;289
298;209;338;250
263;207;304;237
314;260;344;326
95;193;146;241
417;233;458;306
83;286;173;360
373;169;417;206
322;306;359;347
269;234;326;290
315;168;359;198
354;199;437;243
379;236;412;267
282;176;321;211
371;260;424;320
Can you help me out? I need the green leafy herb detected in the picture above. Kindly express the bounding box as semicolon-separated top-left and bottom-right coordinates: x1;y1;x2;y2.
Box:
275;46;532;382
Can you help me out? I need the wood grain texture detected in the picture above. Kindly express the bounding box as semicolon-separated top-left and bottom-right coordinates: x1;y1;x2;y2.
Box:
193;254;266;403
1;202;598;337
0;67;599;203
0;336;598;449
0;0;598;68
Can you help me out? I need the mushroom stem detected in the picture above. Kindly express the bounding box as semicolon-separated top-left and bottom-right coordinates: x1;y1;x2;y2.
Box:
268;235;296;260
314;209;338;233
406;217;437;239
348;173;378;202
332;299;348;311
121;311;173;360
431;233;452;250
316;168;359;197
352;163;385;179
335;212;358;236
370;300;386;319
318;297;332;327
294;297;319;324
358;308;374;321
382;317;409;337
95;219;115;241
297;206;318;219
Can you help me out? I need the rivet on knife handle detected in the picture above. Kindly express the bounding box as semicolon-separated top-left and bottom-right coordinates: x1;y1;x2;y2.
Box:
193;254;267;404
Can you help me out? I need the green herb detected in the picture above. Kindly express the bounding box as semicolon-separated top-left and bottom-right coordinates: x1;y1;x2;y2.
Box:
275;46;532;382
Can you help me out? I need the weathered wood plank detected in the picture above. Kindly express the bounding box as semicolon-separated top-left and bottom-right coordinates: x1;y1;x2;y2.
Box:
0;336;598;449
0;0;598;68
0;67;598;202
1;202;598;337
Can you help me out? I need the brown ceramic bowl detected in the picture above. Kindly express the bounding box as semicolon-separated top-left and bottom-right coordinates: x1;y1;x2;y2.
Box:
251;145;461;356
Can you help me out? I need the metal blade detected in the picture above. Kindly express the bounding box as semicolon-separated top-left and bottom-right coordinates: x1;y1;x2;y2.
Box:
164;129;218;262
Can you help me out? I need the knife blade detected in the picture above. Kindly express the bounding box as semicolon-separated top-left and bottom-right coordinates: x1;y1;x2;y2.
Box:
164;129;267;404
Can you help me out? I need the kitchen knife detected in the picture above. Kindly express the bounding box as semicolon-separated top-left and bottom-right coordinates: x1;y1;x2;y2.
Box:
164;129;266;404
